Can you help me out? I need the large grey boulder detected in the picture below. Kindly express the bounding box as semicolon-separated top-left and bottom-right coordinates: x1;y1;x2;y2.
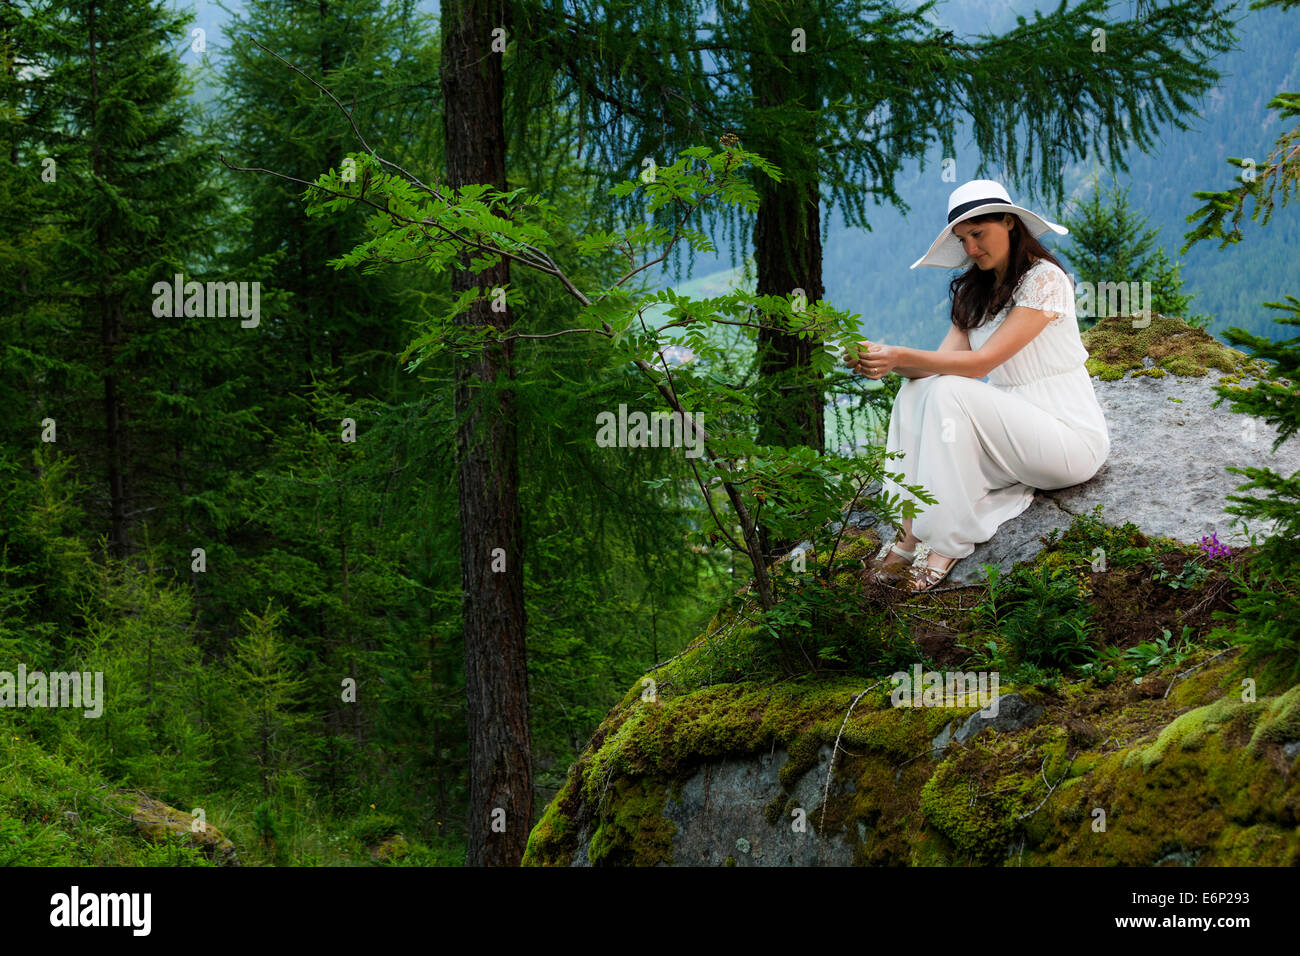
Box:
566;743;855;866
847;360;1297;589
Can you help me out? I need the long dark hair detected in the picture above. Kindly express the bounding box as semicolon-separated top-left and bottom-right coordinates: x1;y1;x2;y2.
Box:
948;212;1066;332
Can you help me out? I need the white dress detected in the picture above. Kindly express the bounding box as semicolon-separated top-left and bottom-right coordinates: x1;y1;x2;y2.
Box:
879;259;1110;560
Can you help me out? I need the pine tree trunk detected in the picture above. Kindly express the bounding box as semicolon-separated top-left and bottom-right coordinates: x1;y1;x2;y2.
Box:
749;0;825;565
753;176;826;451
441;0;531;867
100;297;128;559
88;5;129;559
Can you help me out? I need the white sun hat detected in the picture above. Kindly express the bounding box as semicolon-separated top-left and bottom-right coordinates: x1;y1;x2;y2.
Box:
910;179;1069;270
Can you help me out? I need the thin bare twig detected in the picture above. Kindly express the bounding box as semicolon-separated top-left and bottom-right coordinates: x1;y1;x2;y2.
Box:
1163;647;1236;700
819;681;887;838
246;37;439;197
824;477;873;582
1015;753;1074;821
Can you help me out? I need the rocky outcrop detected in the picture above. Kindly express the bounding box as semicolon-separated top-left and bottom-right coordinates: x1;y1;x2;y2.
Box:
524;650;1300;866
565;742;854;866
523;315;1300;867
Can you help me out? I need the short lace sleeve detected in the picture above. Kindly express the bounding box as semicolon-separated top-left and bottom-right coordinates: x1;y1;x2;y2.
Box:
1014;263;1070;326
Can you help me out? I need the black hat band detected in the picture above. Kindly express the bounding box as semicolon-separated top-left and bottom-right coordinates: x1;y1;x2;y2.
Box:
947;197;1011;224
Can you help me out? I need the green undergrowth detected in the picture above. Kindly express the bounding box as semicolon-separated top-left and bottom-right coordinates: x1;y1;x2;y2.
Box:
524;500;1300;866
706;529;905;679
0;729;213;866
960;502;1249;688
0;729;461;866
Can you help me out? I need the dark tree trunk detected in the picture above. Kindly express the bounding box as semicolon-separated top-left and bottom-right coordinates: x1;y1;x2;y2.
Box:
100;296;128;559
88;4;129;559
441;0;531;867
749;0;825;565
753;176;825;452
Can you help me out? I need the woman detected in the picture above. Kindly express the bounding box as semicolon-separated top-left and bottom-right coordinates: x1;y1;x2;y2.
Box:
847;179;1110;591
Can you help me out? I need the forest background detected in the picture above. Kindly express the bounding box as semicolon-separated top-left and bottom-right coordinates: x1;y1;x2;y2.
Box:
1;0;1297;866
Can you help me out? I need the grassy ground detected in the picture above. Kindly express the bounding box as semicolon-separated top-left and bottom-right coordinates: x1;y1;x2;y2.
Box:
0;730;464;866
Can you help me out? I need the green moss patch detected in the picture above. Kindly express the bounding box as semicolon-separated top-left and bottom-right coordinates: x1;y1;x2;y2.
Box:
526;494;1299;867
527;640;1300;866
587;777;675;866
1080;313;1264;381
1250;684;1300;752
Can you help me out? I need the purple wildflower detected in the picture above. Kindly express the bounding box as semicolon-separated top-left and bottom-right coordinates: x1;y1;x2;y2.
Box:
1198;532;1231;559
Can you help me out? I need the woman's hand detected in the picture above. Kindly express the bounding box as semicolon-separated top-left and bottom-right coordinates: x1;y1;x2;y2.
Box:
843;342;871;374
844;340;901;380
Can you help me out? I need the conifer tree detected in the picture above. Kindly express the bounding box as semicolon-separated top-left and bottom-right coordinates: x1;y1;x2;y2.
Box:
1061;171;1160;321
1184;0;1300;683
216;0;437;409
1061;169;1209;327
74;538;216;796
14;0;236;559
1142;245;1212;329
211;0;441;662
228;599;307;797
0;2;68;472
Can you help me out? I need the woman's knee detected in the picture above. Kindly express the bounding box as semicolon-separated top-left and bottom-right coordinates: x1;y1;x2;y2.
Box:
921;374;968;404
1044;438;1107;489
919;376;978;425
890;376;931;421
904;372;950;389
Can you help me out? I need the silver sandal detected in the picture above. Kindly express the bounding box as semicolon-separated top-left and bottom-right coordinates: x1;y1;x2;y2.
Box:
910;553;958;591
862;534;917;585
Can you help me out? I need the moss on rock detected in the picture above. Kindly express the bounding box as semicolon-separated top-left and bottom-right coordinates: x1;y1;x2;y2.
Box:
1121;695;1264;771
1250;684;1300;751
526;633;1300;866
1080;313;1264;381
110;792;240;866
524;499;1300;867
587;776;675;866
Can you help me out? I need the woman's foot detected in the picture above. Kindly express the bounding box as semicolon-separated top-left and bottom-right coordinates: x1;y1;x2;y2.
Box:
863;530;919;584
911;549;958;592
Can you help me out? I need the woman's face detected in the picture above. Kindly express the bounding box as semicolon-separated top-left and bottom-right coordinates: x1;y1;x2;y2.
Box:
952;215;1015;275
